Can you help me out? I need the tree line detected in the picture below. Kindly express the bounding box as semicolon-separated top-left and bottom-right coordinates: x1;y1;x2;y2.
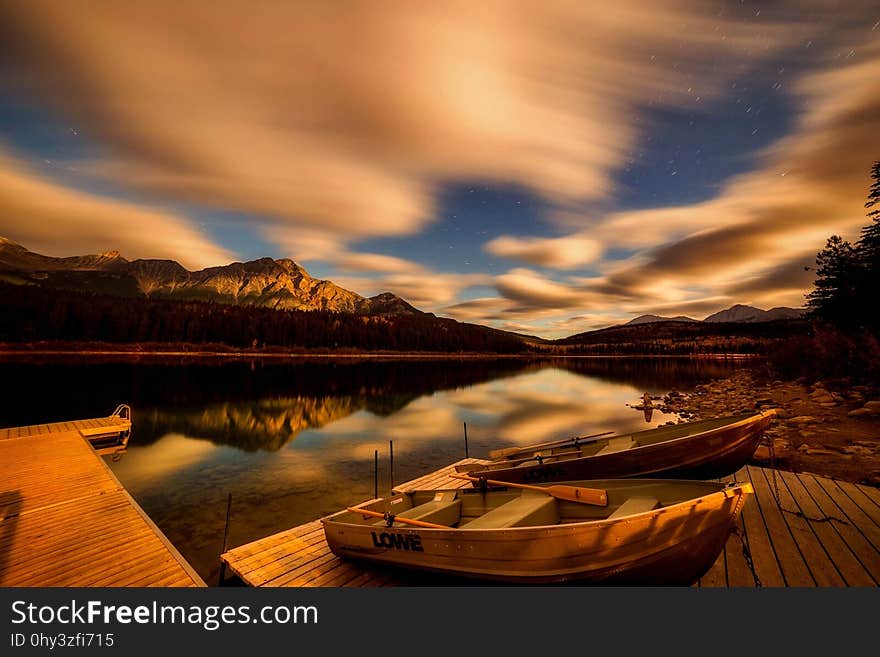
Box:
766;160;880;381
0;282;527;353
807;160;880;329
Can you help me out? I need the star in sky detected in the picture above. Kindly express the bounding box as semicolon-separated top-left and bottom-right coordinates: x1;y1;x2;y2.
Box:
0;1;878;337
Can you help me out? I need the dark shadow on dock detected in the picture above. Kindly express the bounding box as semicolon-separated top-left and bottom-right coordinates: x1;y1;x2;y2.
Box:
0;490;23;583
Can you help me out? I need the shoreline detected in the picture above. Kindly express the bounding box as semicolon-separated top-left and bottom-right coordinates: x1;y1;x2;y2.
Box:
0;348;761;360
657;369;880;486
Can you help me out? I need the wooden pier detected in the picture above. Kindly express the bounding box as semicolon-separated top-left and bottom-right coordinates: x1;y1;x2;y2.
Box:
0;410;131;441
221;459;880;587
0;413;205;587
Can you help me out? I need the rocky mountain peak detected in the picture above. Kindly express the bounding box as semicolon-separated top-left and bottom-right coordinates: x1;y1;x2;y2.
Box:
0;239;424;316
364;292;422;316
0;236;25;250
625;314;698;326
703;304;803;323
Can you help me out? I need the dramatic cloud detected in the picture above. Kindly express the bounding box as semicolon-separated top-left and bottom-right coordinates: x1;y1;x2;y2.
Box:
332;252;427;276
442;297;515;322
332;270;490;308
440;291;623;336
0;2;876;337
0;1;804;258
598;47;880;312
495;269;608;310
485;40;880;331
485;235;602;269
0;148;234;269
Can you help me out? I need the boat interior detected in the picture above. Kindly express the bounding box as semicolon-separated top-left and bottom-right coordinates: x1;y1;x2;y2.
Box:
332;479;731;530
463;412;758;473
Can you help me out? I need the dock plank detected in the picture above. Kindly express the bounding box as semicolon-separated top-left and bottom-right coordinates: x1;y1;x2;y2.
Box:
739;466;785;587
750;466;815;586
858;483;880;509
0;426;202;587
232;532;330;585
835;481;880;529
0;412;130;443
813;478;880;554
777;471;871;586
393;458;487;493
721;470;757;587
770;469;844;586
797;474;880;584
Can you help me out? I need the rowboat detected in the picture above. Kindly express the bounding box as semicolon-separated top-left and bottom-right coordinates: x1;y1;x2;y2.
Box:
322;478;752;584
457;410;776;484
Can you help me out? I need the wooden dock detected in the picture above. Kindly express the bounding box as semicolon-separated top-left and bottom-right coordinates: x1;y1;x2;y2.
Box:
0;414;205;587
221;459;880;587
0;409;131;441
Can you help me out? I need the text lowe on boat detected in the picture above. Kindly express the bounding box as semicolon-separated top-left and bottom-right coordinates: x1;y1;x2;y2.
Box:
458;410;777;484
321;477;753;585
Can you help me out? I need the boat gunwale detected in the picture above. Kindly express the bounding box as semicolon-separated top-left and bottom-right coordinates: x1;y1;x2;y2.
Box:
476;410;774;472
623;409;772;446
321;480;754;535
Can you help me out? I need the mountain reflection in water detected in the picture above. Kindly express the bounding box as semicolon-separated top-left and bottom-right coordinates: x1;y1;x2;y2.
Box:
0;356;745;582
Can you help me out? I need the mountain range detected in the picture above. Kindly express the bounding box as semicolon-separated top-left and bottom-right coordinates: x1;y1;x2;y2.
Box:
0;237;418;316
624;304;804;326
624;314;699;326
0;238;805;344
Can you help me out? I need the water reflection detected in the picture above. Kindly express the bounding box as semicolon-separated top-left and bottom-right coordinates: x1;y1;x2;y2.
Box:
138;397;364;451
0;356;745;582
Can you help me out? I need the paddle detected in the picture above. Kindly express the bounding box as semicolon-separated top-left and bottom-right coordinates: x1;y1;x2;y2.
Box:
346;507;449;529
488;430;615;460
450;474;608;507
501;448;583;467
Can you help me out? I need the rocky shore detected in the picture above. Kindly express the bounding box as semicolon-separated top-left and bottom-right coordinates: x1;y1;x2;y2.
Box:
654;369;880;486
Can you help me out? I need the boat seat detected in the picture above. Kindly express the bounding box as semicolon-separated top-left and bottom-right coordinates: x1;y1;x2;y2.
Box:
607;496;660;520
595;436;636;456
461;493;558;529
380;491;462;527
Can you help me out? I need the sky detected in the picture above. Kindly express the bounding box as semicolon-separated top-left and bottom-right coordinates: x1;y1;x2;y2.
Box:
0;1;878;338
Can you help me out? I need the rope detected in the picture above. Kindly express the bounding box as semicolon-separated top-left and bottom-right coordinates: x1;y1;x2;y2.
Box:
731;524;762;587
767;400;848;526
769;432;782;506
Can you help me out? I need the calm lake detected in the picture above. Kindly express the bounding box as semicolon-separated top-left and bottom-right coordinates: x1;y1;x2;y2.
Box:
0;355;747;582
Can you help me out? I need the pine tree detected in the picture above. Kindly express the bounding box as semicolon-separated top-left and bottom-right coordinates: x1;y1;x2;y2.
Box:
806;235;859;325
866;160;880;221
855;160;880;326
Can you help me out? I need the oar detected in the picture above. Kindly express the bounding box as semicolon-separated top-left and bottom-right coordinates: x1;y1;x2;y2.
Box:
502;448;583;467
346;507;449;529
451;474;607;507
489;430;615;460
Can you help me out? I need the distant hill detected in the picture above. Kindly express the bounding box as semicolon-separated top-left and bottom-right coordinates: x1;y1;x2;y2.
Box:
0;237;417;316
617;304;804;328
703;304;804;323
557;303;808;353
554;316;809;355
625;314;698;326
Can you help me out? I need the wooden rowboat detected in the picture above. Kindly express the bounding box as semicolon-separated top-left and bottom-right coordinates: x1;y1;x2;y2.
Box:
322;478;752;584
458;410;776;484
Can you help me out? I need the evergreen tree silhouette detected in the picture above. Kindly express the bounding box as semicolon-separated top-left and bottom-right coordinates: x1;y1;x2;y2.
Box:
806;160;880;328
856;160;880;326
806;235;859;325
